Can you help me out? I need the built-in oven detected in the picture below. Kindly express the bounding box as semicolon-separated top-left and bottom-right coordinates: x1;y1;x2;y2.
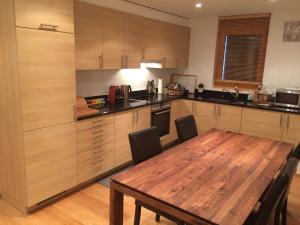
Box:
151;102;171;137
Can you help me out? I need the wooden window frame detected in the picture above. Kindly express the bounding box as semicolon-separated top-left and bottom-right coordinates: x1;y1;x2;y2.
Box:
213;14;271;89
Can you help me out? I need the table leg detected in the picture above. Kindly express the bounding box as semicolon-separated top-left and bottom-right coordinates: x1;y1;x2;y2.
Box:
110;182;124;225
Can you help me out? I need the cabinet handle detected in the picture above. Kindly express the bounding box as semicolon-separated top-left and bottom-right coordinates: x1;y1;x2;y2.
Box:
218;105;221;117
92;119;104;124
99;55;103;69
142;49;145;60
286;115;290;132
162;57;166;68
132;111;135;123
136;111;138;122
125;56;128;68
39;24;58;31
280;114;284;130
213;105;216;116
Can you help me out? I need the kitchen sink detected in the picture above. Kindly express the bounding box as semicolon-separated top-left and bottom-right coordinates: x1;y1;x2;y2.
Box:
207;97;246;106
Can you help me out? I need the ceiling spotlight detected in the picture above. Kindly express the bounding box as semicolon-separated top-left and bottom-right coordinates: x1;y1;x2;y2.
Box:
195;3;202;8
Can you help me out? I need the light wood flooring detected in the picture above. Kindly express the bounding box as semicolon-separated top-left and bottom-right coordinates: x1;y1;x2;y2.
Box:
0;176;300;225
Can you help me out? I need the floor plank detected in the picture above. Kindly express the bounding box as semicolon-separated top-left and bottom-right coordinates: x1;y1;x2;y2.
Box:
0;175;299;225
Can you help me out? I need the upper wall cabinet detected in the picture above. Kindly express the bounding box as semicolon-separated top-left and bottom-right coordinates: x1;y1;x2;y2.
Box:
123;13;143;69
102;8;124;70
74;2;190;70
142;18;190;69
74;1;102;70
14;0;74;33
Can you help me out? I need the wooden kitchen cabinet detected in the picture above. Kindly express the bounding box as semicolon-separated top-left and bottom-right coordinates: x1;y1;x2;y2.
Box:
282;113;300;145
216;105;242;133
74;1;102;70
115;110;135;166
115;106;150;166
14;0;74;33
16;28;76;131
194;102;217;134
142;18;168;63
240;108;283;141
77;114;115;183
102;8;124;69
135;106;151;131
24;122;77;206
176;26;190;68
123;13;143;69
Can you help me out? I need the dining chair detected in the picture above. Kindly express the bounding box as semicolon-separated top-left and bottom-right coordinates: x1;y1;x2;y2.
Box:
243;173;289;225
292;143;300;159
275;157;299;225
175;115;198;143
128;127;185;225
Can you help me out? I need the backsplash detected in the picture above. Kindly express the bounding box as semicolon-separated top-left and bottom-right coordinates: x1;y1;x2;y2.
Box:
76;68;178;97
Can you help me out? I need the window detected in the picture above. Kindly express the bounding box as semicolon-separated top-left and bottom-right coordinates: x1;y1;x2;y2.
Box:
214;14;271;89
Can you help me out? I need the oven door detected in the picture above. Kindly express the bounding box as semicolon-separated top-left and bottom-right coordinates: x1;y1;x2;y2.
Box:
151;109;171;137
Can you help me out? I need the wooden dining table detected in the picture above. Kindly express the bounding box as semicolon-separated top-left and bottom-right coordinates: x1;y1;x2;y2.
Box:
110;129;294;225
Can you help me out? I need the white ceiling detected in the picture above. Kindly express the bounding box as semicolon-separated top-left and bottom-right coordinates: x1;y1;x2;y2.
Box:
123;0;300;19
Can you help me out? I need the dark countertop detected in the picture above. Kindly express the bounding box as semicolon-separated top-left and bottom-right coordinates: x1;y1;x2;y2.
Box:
77;94;300;121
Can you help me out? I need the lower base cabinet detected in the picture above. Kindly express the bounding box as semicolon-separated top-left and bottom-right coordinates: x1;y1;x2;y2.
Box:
194;102;217;134
240;108;283;141
77;115;115;183
282;113;300;145
24;122;77;206
115;111;134;166
216;105;242;133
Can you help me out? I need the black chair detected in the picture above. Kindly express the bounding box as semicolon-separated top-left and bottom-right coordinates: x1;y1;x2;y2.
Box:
128;127;185;225
275;157;299;225
175;115;198;143
244;173;289;225
292;143;300;160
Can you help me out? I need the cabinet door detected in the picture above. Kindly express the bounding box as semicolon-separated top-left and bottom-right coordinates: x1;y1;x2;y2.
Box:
282;114;300;145
24;122;77;206
14;0;74;33
142;18;168;62
115;111;134;166
16;28;76;131
123;13;142;69
176;26;190;69
102;8;124;69
194;102;217;134
240;108;283;141
135;106;151;131
74;1;102;70
163;24;178;69
216;105;242;133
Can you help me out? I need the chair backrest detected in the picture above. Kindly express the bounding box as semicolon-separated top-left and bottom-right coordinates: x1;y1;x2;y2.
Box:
128;127;163;165
175;114;198;143
255;174;289;225
292;143;300;160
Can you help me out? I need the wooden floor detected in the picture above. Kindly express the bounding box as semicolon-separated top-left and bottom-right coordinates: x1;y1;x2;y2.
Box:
0;176;300;225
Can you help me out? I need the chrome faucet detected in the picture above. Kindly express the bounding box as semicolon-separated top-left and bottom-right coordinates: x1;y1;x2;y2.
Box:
223;87;239;101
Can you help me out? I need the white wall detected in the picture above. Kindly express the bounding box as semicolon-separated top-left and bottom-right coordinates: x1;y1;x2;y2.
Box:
186;11;300;90
76;69;175;97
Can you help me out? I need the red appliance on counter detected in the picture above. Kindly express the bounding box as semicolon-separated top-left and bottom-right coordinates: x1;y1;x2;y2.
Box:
108;86;122;104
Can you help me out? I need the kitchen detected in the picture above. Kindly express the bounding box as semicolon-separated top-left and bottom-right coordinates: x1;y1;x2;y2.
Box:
0;0;300;225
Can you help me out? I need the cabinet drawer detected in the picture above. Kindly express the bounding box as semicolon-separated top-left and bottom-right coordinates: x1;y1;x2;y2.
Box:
78;151;114;183
78;142;114;162
78;123;114;142
77;115;114;131
78;132;114;152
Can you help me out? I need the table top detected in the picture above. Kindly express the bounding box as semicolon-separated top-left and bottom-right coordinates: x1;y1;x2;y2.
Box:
112;129;294;225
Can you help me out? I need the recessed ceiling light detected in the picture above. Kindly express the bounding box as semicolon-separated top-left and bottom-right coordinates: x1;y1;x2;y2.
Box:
195;3;202;8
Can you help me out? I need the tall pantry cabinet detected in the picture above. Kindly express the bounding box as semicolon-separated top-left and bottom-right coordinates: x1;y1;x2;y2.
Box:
0;0;77;211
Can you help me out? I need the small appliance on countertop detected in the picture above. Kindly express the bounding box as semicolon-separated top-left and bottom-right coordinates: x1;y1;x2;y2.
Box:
120;85;132;100
108;85;123;104
274;88;300;108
